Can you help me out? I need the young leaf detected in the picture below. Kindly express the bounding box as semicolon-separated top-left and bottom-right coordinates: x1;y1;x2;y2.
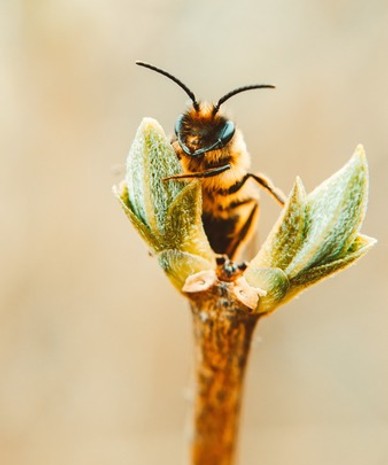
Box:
289;234;376;291
245;146;375;314
249;177;306;270
117;118;215;289
165;181;214;262
113;183;162;252
286;146;368;278
245;267;290;314
158;250;215;291
125;117;184;233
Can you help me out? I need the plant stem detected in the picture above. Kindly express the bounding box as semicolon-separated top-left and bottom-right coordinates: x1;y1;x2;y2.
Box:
189;283;259;465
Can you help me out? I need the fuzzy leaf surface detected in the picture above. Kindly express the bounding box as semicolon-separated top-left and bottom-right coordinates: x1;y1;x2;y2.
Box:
125;118;184;233
286;146;368;278
117;118;215;284
289;234;376;291
158;250;215;290
249;177;306;270
245;146;374;314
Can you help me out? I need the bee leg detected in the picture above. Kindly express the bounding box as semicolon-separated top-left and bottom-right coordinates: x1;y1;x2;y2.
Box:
237;262;248;271
215;255;248;282
163;164;231;181
216;254;247;271
215;255;228;266
227;202;259;259
249;173;286;206
226;173;285;206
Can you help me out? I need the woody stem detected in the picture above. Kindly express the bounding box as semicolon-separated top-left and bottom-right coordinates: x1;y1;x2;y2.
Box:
188;289;259;465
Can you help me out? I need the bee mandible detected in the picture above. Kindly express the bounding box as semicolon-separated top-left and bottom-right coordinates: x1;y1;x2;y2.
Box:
136;61;286;260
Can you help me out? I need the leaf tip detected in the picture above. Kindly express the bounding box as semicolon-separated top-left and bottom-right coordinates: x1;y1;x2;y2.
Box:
292;175;306;200
354;143;366;159
350;144;368;175
360;234;377;249
138;116;164;134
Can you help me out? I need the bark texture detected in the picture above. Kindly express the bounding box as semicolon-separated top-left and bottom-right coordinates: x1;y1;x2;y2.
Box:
189;280;259;465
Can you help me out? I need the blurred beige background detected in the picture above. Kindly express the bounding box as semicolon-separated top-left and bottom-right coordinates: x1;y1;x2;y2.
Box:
1;1;387;464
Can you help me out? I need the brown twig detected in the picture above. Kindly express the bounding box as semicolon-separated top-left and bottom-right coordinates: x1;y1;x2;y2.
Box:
187;263;260;465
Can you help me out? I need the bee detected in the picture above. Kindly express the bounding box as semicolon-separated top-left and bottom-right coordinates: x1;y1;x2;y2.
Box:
136;61;286;260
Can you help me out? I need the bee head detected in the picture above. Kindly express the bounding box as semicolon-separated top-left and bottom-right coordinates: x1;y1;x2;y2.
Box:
174;106;235;158
136;61;275;157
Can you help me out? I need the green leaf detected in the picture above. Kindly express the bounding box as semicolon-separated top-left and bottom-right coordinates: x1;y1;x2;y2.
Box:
113;183;162;252
165;181;214;262
125;118;185;232
117;118;216;289
158;249;215;291
286;145;368;278
245;267;290;314
248;177;307;270
289;234;376;291
244;146;375;314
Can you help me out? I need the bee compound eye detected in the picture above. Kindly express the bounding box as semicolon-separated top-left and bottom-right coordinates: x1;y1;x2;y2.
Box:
219;120;235;146
175;114;193;156
175;114;185;136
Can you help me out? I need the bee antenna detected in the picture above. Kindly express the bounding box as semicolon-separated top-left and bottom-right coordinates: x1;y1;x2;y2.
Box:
213;84;276;114
136;61;200;111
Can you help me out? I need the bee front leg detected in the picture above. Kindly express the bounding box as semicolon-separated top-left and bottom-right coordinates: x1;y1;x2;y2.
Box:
163;164;231;181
